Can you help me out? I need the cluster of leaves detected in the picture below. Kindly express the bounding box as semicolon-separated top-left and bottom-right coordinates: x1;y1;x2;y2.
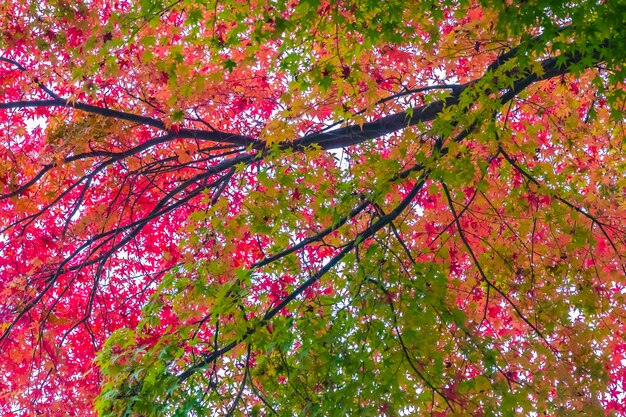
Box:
1;0;626;416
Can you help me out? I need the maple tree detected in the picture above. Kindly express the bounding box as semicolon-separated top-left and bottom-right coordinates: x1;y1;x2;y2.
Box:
1;0;626;415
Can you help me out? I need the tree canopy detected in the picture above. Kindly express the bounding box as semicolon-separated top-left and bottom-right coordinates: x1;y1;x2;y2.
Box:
1;0;626;415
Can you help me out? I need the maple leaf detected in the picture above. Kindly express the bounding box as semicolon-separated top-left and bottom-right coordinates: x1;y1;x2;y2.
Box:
0;1;626;417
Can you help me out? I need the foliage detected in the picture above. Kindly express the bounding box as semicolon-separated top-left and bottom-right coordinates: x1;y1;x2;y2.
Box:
1;0;626;416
